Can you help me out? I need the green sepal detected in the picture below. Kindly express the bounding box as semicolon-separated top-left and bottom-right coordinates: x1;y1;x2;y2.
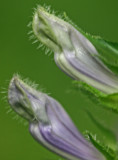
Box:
82;30;118;74
86;111;117;151
101;93;118;112
84;131;117;160
88;37;118;68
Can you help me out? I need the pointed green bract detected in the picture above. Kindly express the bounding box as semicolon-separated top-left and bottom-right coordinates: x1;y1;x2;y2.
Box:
85;131;117;160
87;37;118;69
86;111;116;150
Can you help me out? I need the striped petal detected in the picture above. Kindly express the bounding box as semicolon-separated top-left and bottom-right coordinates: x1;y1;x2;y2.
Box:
8;76;105;160
32;6;118;94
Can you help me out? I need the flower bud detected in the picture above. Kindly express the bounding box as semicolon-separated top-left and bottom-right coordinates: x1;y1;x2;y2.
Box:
32;6;118;94
8;76;105;160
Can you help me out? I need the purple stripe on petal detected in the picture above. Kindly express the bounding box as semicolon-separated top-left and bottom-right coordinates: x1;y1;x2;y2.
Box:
41;98;104;160
62;28;118;88
63;49;118;87
46;97;92;147
30;122;80;160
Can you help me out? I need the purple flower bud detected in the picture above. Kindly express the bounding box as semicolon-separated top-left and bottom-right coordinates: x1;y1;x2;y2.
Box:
32;6;118;94
8;76;105;160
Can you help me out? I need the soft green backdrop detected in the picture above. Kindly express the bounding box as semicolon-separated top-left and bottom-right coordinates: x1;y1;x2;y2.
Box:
0;0;118;159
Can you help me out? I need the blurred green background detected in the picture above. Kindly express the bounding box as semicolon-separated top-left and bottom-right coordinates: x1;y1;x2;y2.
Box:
0;0;118;159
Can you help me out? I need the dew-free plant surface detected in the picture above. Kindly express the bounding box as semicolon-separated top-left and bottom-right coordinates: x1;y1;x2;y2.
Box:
7;4;118;160
1;1;118;160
